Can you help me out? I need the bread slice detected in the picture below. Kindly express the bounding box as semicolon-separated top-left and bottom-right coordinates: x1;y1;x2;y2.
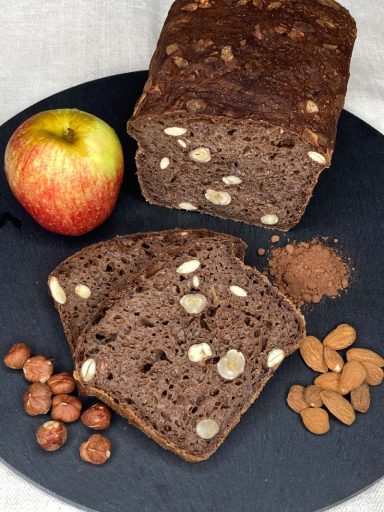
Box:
127;0;356;231
74;236;305;461
48;229;246;352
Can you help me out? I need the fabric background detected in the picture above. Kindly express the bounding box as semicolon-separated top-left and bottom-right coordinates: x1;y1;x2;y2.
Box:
0;1;383;511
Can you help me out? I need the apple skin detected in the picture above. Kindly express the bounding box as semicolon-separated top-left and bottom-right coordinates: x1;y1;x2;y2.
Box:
4;109;124;236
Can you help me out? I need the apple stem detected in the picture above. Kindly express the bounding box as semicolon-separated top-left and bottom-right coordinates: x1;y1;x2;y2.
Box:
63;127;76;143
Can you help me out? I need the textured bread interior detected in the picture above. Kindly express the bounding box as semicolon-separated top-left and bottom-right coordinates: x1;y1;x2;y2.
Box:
74;237;305;461
50;230;246;352
132;116;324;230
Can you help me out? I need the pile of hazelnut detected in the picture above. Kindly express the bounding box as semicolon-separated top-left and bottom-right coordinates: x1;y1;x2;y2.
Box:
3;342;112;465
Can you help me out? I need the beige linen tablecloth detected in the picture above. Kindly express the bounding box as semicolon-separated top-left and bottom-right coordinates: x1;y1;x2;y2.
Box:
0;1;383;511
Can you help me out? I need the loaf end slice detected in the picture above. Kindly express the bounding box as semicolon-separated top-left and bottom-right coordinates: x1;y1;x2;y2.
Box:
128;0;356;230
48;229;246;352
74;237;305;461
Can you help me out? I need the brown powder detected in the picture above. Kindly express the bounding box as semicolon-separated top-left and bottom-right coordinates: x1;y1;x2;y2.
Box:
268;240;350;307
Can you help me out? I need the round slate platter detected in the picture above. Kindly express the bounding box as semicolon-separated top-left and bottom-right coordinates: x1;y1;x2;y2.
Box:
0;72;383;512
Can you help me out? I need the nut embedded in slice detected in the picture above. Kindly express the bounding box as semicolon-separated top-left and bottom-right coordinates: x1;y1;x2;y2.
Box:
300;407;330;435
350;383;370;413
81;403;112;430
308;151;327;165
23;382;52;416
81;358;96;382
80;434;112;465
23;355;54;383
179;293;207;314
314;372;344;394
300;336;328;373
229;285;247;297
36;420;67;451
48;276;67;305
51;394;82;423
217;349;245;380
189;147;212;163
304;385;323;408
320;390;356;425
346;348;384;367
260;214;278;225
205;189;231;205
362;361;384;386
188;342;213;363
3;343;32;369
196;419;219;440
267;348;285;368
339;360;367;394
192;275;200;288
164;127;187;136
75;284;91;299
287;385;308;413
324;346;344;373
178;202;198;211
47;372;76;395
323;324;356;350
160;157;170;170
222;175;242;185
176;259;201;274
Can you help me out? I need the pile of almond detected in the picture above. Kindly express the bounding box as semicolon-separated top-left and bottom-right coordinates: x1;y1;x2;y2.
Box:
3;342;113;464
288;324;384;434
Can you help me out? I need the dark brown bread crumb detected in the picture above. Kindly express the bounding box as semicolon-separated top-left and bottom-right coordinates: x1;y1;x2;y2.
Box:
127;0;356;230
49;229;246;353
268;240;350;307
74;237;305;461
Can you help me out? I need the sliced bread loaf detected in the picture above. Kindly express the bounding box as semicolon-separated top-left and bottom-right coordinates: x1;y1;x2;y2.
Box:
48;229;246;352
74;236;305;461
127;0;356;230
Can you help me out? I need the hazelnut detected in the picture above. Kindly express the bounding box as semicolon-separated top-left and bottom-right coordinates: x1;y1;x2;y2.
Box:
81;403;112;430
51;394;82;423
3;343;32;369
79;434;111;465
36;420;67;451
47;372;76;395
23;382;52;416
23;355;54;383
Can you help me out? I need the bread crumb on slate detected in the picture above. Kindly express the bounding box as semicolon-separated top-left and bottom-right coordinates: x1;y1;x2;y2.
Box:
257;248;266;256
271;235;280;243
268;240;350;307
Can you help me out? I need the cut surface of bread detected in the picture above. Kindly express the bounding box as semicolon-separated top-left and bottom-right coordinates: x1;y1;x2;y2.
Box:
49;229;246;352
127;0;356;230
74;237;305;461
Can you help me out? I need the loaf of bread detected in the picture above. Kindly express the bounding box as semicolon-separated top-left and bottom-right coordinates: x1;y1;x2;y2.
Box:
127;0;356;230
48;229;246;352
74;236;305;461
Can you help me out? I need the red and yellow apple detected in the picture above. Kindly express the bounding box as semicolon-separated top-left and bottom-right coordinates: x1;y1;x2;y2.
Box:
5;109;124;236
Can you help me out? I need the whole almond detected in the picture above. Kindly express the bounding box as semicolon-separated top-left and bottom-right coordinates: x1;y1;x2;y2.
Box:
324;346;344;373
350;383;370;413
346;348;384;368
320;390;356;425
314;372;345;395
300;336;328;373
362;361;384;386
287;385;308;413
300;407;330;435
340;360;367;394
323;324;356;350
304;385;323;408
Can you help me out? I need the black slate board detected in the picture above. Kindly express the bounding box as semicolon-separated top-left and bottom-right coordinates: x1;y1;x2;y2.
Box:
0;72;383;512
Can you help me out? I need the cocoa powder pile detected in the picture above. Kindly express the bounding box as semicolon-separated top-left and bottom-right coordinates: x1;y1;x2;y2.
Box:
268;240;350;307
